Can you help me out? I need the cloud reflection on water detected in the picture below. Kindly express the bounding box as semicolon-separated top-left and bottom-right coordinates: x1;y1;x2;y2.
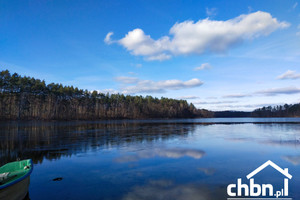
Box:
115;148;205;163
0;121;195;165
122;179;225;200
197;167;216;175
282;155;300;165
226;137;300;148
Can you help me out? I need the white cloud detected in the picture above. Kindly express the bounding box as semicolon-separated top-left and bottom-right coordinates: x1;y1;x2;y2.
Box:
277;70;300;80
104;32;114;44
114;76;139;84
193;100;238;105
194;63;212;71
256;86;300;96
223;94;252;98
130;63;143;68
146;53;171;61
203;86;300;101
293;2;298;9
206;96;218;99
248;6;253;13
118;29;172;60
297;24;300;36
216;103;285;109
105;11;289;60
97;88;119;94
136;63;142;68
206;7;217;17
177;95;199;100
128;72;137;75
205;102;287;111
117;77;203;94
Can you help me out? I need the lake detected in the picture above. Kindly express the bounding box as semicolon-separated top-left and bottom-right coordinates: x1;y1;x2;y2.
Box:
0;118;300;200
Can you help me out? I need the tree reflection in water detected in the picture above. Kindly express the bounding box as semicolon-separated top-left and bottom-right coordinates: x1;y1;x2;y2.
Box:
0;121;196;165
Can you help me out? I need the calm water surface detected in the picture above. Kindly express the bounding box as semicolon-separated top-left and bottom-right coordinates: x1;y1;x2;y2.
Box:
0;118;300;200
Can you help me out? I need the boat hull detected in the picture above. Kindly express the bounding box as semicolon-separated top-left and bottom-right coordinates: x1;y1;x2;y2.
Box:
0;176;30;200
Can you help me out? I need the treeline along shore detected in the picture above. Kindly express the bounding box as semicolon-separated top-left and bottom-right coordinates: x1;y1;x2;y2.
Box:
1;70;299;120
0;70;213;120
215;104;300;118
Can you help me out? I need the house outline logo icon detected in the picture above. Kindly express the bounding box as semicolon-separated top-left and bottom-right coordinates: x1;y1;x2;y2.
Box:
227;160;293;199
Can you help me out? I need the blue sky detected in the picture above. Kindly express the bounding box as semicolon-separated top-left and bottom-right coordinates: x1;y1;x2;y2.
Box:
0;0;299;111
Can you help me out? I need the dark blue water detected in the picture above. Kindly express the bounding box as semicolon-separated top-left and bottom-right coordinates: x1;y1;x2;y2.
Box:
0;118;300;200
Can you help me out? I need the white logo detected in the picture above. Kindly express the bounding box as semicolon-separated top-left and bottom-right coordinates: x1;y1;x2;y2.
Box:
227;160;292;199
